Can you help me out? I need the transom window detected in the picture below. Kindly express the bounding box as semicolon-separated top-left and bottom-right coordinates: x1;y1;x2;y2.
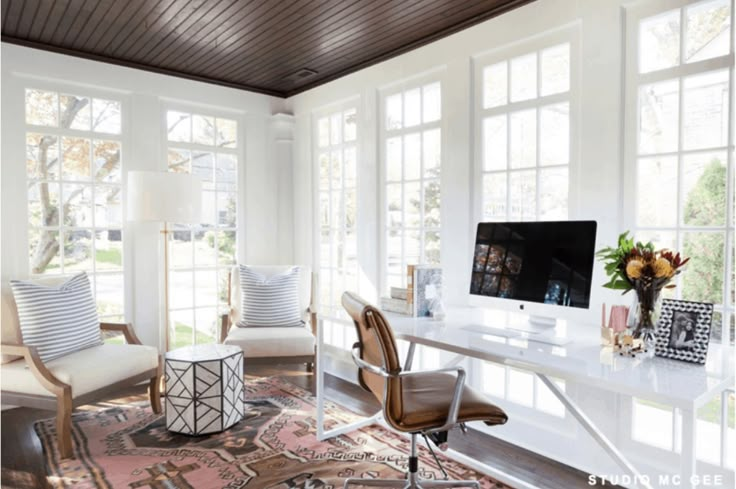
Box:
25;88;125;322
165;109;239;348
382;81;442;290
477;37;573;222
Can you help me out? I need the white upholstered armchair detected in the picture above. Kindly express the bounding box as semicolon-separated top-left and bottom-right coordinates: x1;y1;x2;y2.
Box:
220;265;317;370
0;277;162;459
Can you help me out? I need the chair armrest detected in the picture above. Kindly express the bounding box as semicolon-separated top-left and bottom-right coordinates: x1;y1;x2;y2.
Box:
100;322;142;345
350;343;466;433
220;313;231;343
0;343;70;396
307;306;317;336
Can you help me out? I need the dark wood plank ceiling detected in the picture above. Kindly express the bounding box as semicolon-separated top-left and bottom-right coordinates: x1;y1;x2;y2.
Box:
1;0;535;98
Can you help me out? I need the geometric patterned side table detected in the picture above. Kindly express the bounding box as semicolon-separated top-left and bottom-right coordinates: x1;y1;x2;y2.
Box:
164;344;244;435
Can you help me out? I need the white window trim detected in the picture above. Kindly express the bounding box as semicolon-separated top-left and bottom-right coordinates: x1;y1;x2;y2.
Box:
622;0;735;345
471;24;581;228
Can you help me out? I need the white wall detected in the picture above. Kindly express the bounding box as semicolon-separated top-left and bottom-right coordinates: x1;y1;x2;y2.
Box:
0;43;289;349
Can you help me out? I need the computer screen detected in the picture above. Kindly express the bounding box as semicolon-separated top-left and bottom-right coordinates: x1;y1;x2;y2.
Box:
470;221;597;309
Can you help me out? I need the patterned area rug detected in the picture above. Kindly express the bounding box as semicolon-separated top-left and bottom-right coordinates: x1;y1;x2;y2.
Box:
35;376;511;489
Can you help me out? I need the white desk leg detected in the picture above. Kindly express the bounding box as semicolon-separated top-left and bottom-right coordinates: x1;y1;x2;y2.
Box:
537;374;653;489
680;407;697;489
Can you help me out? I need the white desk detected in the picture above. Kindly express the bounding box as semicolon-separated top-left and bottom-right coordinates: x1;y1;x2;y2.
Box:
315;307;735;489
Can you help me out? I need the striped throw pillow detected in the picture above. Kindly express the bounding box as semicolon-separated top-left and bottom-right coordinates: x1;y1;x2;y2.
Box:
10;273;103;363
237;265;304;328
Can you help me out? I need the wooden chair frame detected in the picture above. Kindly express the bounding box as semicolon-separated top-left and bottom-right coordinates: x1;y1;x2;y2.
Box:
0;322;162;459
219;270;318;371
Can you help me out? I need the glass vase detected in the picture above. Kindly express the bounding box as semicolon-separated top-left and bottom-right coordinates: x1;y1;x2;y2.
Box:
633;284;660;353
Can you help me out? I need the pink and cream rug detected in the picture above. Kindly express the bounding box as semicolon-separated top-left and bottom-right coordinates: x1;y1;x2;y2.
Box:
35;376;511;489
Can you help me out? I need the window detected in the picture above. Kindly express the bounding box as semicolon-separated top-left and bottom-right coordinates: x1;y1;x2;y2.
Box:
382;81;442;290
476;35;574;222
165;109;238;348
25;88;125;322
626;0;734;345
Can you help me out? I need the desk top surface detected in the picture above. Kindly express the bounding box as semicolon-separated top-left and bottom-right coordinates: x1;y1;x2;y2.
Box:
388;307;734;408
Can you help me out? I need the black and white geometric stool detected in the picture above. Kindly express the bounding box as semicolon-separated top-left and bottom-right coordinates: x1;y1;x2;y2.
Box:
164;344;244;435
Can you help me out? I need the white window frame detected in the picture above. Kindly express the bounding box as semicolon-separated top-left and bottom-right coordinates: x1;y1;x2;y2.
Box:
162;103;243;348
378;72;444;294
472;25;581;227
311;99;360;351
23;80;130;323
623;0;735;345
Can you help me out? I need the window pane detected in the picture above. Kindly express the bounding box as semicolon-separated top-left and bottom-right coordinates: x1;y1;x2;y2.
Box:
636;230;678;254
637;156;677;227
509;109;536;169
29;229;61;274
318;117;330;147
404;88;421;128
639;79;679;154
483;116;507;171
540;43;570;96
64;229;93;271
682;231;725;304
167;111;191;142
170;271;194;309
423;179;440;228
330;113;342;145
96;273;124;316
639;9;680;73
93;140;121;183
344;147;357;188
28;182;59;227
682;152;727;226
404;133;421;181
26;133;59;180
94;185;122;227
331;150;342;188
26;89;58;127
194;269;218;307
168;148;190;173
170;228;193;268
192;151;215;190
540;103;569;166
194;229;217;266
62;184;93;227
193;115;216;145
92;99;121;134
405;229;421;265
170;309;194;349
195;307;218;344
60;95;91;130
387;229;402;276
319;152;330;189
386;137;402;181
685;0;731;64
216;154;237;191
682;70;729;151
539;167;568;220
216;118;237;148
510;53;537;102
387;184;402;227
425;230;440;264
404;182;421;228
344;109;357;142
95;230;123;271
62;137;91;181
483;173;507;220
218;230;236;265
345;188;357;228
483;62;508;109
422;82;441;123
423;128;441;178
509;170;537;220
217;192;237;227
386;93;402;130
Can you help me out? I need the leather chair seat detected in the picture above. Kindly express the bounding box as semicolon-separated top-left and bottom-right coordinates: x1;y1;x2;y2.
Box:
397;372;508;432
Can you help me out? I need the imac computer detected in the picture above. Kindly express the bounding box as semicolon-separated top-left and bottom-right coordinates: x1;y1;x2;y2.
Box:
468;221;598;332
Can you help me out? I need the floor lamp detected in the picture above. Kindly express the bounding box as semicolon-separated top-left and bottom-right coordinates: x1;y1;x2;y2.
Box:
127;171;202;351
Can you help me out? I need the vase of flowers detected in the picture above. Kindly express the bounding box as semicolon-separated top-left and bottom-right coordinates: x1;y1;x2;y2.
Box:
597;232;688;350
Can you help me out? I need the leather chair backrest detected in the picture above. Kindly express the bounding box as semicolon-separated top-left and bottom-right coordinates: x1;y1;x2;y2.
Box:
229;265;312;325
341;291;403;427
1;275;80;364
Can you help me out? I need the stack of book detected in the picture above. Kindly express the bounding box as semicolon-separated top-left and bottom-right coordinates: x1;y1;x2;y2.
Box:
379;264;442;317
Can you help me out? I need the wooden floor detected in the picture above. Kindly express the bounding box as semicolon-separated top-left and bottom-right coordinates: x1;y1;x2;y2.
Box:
1;364;616;489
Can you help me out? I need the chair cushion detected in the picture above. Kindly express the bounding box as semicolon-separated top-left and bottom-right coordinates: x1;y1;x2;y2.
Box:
229;265;311;326
236;265;303;328
223;327;315;358
10;273;102;363
0;343;158;398
393;372;508;432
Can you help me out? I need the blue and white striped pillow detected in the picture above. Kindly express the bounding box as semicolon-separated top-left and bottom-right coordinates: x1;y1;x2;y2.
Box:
236;265;304;328
10;273;102;363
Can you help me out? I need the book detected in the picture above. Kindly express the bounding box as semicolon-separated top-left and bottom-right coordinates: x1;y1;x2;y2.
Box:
412;265;442;317
380;297;411;315
406;265;416;312
390;287;408;300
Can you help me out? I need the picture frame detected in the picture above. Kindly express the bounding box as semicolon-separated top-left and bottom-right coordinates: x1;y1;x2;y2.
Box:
654;299;713;364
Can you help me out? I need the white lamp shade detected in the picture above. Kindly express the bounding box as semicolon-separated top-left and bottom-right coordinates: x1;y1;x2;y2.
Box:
127;171;203;223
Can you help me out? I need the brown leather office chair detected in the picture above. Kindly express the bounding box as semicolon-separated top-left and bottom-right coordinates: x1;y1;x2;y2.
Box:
342;291;508;489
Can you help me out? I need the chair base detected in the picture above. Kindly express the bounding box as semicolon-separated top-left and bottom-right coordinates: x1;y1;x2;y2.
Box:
344;476;480;489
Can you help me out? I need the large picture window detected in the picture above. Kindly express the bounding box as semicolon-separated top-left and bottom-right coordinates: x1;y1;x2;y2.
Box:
165;109;239;348
382;81;442;290
25;88;125;322
315;106;358;349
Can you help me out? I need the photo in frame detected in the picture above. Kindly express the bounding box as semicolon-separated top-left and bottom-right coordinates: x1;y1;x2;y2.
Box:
654;299;713;364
